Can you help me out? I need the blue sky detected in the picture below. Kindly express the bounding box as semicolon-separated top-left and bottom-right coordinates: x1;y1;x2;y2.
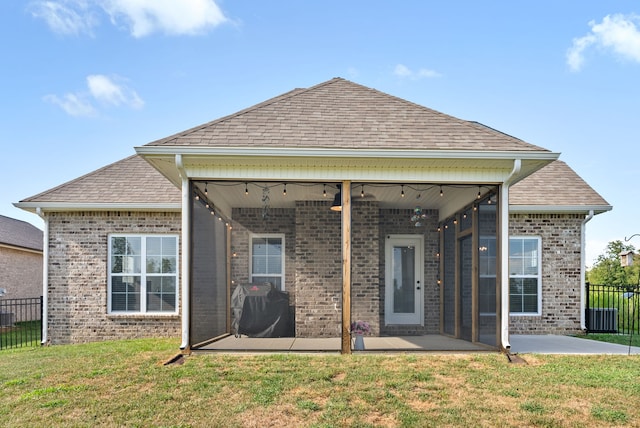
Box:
2;1;639;265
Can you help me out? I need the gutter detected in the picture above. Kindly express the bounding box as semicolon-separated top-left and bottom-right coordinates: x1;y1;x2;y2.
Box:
136;145;561;161
35;207;48;346
580;210;595;330
175;154;191;351
500;159;522;352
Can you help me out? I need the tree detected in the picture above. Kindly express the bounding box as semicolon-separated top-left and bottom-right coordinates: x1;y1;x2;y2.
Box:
587;240;640;285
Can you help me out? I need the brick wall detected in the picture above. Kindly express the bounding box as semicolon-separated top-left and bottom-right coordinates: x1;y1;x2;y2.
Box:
295;201;342;337
508;213;584;334
0;246;42;299
46;211;181;344
351;201;380;335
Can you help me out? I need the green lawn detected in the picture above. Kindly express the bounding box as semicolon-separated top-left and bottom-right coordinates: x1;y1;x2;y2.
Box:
1;338;639;427
581;333;640;348
0;321;41;350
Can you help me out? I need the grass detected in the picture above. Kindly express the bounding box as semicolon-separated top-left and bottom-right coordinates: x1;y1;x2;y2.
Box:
580;333;640;348
1;338;639;427
0;321;42;350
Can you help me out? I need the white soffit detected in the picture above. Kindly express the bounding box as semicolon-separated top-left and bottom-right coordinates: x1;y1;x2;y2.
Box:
137;148;558;186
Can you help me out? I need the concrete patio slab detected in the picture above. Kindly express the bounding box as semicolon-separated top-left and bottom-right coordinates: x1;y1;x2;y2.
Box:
510;335;640;355
197;334;493;353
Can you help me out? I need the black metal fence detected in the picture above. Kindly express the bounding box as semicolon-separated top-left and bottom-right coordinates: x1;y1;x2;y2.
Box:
0;296;42;350
585;283;639;334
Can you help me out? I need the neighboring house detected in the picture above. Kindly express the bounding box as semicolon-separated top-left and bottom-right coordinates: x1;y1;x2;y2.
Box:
0;215;43;300
16;78;611;351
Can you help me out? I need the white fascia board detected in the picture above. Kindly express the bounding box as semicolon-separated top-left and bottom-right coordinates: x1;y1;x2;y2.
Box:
14;202;182;213
136;146;561;161
509;204;613;214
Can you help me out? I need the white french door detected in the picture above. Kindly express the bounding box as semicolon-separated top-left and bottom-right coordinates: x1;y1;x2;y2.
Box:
385;235;424;325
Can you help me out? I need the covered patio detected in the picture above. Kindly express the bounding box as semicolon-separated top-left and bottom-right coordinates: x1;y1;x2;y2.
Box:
136;78;559;354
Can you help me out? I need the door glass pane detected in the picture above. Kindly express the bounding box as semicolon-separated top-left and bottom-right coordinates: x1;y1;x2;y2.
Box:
393;246;415;313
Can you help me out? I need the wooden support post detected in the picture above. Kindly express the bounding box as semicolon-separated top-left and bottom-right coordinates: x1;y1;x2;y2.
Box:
341;181;352;354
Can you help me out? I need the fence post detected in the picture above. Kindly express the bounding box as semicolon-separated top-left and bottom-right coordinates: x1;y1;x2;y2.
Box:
585;282;590;334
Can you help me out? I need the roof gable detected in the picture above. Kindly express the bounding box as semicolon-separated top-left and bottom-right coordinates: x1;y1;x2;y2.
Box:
146;78;549;152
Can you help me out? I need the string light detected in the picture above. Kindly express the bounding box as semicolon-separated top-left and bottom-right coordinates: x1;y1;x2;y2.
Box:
245;183;249;195
477;187;481;199
195;194;199;201
323;184;327;198
401;185;405;198
361;185;365;198
440;186;443;197
283;183;287;196
204;184;208;196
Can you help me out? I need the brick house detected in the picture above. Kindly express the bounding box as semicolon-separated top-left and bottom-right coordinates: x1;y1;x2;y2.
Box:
0;215;43;300
16;78;610;352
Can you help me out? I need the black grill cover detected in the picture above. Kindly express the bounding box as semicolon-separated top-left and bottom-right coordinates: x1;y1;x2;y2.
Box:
232;284;293;338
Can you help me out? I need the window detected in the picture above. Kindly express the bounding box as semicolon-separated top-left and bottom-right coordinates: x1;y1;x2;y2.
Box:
509;237;541;315
250;235;284;290
109;235;178;314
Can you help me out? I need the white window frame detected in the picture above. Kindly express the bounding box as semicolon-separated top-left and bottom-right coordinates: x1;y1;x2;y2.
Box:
249;233;285;291
509;236;542;316
108;234;179;315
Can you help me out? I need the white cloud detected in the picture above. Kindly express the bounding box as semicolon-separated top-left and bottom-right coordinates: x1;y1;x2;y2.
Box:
29;0;227;37
29;0;97;36
393;64;442;79
43;93;97;117
87;75;144;109
44;74;143;117
104;0;227;37
567;14;640;72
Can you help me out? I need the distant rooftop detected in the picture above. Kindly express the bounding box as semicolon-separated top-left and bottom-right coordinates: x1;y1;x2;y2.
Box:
0;215;43;252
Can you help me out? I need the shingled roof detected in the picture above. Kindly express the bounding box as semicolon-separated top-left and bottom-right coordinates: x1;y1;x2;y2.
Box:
146;78;549;152
510;160;610;210
18;155;181;206
0;215;43;252
16;78;608;214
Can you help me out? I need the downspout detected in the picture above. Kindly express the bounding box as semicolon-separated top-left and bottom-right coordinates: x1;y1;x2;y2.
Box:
580;210;595;330
176;154;191;351
36;207;48;345
500;159;521;352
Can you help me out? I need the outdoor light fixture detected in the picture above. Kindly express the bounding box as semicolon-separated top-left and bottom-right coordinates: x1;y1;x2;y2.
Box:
330;184;342;211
